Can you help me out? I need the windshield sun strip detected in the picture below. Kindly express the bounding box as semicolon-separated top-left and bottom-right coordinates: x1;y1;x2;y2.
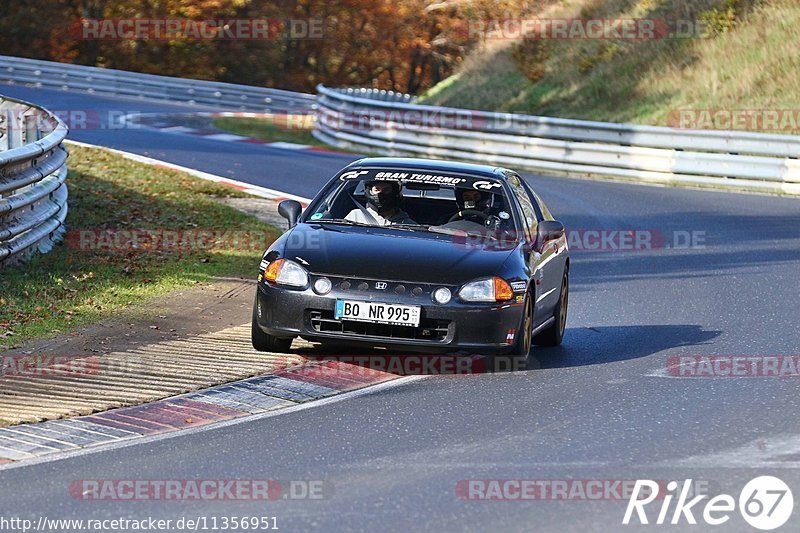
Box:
300;169;521;232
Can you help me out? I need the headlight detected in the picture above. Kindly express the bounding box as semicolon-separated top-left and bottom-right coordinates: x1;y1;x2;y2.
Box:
459;277;514;302
263;259;308;287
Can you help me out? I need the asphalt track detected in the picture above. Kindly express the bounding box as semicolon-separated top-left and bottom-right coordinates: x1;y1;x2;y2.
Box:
1;85;799;532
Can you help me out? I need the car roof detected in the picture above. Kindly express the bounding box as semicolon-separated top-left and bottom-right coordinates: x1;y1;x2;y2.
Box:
343;157;511;179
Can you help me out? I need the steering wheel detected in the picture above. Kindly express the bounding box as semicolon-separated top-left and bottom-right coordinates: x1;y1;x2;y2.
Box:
448;209;490;224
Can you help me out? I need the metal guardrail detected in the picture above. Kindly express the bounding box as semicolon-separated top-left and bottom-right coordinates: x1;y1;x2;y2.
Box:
0;56;315;112
0;95;69;266
314;85;800;196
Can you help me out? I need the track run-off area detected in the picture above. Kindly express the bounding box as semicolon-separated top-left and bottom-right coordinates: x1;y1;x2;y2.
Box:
1;84;799;531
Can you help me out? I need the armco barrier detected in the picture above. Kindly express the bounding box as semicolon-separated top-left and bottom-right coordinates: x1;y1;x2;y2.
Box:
0;56;315;112
313;85;800;196
0;95;69;266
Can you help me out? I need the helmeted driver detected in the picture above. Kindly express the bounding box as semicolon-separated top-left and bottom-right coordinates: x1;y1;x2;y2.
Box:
345;180;416;226
438;187;498;226
457;188;493;213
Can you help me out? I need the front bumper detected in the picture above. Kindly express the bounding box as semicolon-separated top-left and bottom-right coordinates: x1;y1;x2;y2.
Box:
255;278;525;354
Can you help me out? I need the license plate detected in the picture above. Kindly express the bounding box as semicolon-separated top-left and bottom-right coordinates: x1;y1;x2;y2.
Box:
335;299;421;327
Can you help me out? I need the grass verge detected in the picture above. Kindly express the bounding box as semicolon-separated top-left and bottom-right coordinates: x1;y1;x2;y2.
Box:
212;114;374;155
0;145;281;350
419;0;799;130
212;114;333;148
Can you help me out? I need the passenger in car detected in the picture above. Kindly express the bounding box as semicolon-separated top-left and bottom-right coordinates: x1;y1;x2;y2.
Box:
345;180;417;225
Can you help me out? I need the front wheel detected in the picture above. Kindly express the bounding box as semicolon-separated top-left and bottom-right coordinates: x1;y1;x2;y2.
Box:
251;297;294;353
534;270;568;347
493;293;533;372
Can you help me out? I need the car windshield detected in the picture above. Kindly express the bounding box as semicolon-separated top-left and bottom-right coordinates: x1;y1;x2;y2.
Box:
302;168;519;237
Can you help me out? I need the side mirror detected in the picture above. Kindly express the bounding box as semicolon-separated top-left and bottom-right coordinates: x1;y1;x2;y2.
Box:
535;220;565;251
278;199;302;228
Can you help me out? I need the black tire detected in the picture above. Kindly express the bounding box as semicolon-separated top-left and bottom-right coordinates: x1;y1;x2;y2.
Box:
492;292;533;372
534;269;568;347
251;297;294;353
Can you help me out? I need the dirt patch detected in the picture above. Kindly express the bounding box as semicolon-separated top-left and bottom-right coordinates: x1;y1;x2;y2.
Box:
215;197;291;229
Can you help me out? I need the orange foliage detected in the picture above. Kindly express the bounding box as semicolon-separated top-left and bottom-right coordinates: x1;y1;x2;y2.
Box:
0;0;529;93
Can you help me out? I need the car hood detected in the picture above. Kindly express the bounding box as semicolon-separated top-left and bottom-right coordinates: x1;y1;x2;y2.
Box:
280;224;517;284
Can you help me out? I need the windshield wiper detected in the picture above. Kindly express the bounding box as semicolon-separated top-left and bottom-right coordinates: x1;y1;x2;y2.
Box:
389;223;431;232
428;225;499;240
310;219;434;234
312;219;429;230
311;218;373;227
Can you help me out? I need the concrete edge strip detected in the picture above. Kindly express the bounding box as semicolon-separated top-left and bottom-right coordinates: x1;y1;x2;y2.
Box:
64;139;313;206
0;360;405;465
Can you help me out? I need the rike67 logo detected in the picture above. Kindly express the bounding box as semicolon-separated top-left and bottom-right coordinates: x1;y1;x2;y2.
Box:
623;476;793;530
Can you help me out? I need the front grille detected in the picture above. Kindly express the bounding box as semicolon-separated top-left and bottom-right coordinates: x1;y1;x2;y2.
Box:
312;275;447;299
309;310;450;342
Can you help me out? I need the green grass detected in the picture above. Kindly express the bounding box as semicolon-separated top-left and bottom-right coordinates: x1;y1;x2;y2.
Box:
418;42;531;112
213;115;381;156
418;0;798;130
0;145;281;350
212;115;332;148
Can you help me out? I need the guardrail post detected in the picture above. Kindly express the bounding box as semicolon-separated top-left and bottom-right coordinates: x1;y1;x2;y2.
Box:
24;114;40;144
5;109;23;148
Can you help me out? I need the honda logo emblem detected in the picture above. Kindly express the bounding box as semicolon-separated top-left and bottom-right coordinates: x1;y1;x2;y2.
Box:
375;282;388;290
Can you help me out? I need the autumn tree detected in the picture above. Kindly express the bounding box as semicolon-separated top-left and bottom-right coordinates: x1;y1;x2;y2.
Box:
0;0;531;93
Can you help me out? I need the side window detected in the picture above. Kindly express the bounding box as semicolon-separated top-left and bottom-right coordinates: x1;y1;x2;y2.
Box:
520;179;546;221
507;175;538;241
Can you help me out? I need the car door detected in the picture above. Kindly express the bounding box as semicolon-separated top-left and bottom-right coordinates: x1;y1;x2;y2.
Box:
512;174;566;322
527;183;568;267
506;174;554;326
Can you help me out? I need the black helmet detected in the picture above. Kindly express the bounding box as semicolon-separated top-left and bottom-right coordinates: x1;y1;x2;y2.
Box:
365;180;401;211
456;188;492;211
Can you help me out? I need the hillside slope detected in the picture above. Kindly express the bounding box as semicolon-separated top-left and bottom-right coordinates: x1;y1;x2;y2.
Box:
419;0;798;131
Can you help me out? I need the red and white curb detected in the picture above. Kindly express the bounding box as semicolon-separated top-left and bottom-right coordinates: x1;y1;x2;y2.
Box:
65;140;312;206
124;111;353;156
0;361;405;464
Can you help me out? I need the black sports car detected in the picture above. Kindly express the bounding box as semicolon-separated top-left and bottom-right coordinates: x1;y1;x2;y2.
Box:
252;157;569;361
